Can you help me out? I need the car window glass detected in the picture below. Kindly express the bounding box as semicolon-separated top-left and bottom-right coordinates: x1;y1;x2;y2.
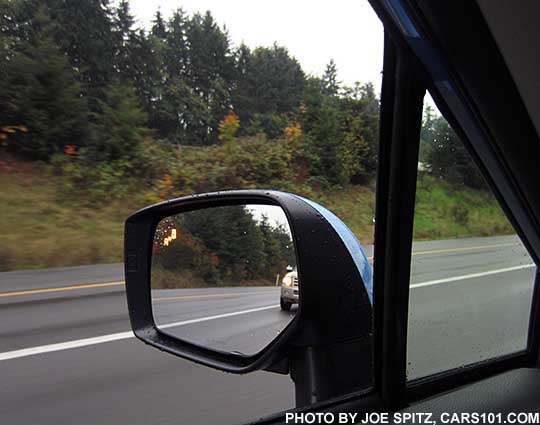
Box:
406;95;537;380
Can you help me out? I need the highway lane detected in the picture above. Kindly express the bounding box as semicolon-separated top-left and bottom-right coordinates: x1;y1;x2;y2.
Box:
0;235;537;424
0;262;124;293
0;339;294;425
151;288;294;355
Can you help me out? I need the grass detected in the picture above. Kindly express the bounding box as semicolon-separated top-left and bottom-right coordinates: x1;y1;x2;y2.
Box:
316;184;377;244
412;175;513;240
0;161;143;271
0;161;514;271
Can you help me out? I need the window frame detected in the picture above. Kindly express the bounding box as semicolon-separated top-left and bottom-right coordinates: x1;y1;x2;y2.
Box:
372;32;426;409
369;0;540;409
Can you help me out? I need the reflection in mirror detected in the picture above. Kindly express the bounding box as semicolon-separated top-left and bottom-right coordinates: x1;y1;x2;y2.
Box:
151;204;297;355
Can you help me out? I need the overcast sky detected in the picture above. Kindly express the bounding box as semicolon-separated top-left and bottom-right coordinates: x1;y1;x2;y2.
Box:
128;0;385;91
246;204;291;232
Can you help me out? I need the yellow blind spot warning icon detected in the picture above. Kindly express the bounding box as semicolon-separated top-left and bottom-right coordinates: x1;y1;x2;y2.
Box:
163;228;177;247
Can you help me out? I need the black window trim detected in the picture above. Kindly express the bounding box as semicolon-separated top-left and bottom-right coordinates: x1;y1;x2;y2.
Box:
372;32;426;410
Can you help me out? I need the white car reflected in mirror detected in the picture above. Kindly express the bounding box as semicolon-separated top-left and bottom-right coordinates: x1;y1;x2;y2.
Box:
280;267;298;311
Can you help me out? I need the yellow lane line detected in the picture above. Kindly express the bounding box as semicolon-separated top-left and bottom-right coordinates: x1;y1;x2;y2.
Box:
0;282;275;300
366;242;518;260
0;242;520;298
0;281;125;298
411;242;519;256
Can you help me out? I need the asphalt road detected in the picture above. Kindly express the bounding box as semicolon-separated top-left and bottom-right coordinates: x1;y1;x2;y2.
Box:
0;235;536;424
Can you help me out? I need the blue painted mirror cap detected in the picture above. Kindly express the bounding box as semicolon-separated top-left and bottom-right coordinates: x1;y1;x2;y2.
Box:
293;195;373;305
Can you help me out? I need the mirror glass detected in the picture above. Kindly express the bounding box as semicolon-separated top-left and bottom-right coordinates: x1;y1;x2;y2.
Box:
151;204;298;355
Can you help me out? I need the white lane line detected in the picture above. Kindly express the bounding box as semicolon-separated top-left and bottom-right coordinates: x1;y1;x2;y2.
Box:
411;263;536;289
0;304;278;361
160;304;278;330
1;264;536;361
0;331;134;362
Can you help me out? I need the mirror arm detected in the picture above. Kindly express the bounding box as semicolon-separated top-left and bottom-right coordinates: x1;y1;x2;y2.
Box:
290;338;373;408
262;356;290;375
290;347;317;407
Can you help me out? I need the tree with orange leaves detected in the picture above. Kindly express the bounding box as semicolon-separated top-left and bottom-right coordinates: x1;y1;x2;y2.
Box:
218;111;240;144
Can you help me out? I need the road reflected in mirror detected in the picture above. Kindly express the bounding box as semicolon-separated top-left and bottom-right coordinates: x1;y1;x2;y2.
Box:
151;204;298;355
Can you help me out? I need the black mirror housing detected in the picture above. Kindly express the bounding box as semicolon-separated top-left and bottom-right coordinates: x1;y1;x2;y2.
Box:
124;190;373;376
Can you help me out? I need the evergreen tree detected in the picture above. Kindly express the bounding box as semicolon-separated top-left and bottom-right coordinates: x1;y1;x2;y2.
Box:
322;59;340;96
114;0;135;38
152;8;194;142
112;0;137;82
421;112;485;190
140;10;170;133
300;77;345;185
165;8;189;79
183;206;265;281
232;44;305;126
0;6;91;159
47;0;115;93
259;216;295;274
151;8;167;39
129;29;162;120
184;11;234;145
89;83;148;162
0;0;35;43
231;43;253;126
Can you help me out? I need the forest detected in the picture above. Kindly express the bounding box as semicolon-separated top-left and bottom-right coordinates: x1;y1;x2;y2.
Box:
0;0;510;271
152;206;296;288
0;0;483;197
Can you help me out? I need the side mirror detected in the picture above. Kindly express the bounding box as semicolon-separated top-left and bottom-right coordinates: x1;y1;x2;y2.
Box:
124;190;373;405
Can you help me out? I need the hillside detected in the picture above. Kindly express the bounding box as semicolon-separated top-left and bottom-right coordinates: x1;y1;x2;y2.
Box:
0;160;513;271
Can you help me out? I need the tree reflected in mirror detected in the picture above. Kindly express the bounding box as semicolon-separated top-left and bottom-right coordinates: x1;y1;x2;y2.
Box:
151;204;298;355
